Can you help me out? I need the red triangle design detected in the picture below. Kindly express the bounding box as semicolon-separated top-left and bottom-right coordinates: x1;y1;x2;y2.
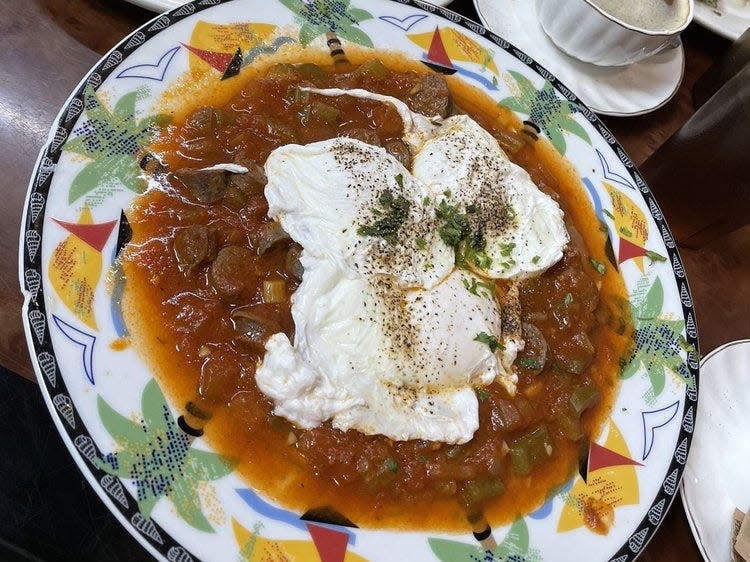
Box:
181;43;234;73
588;442;643;473
306;523;349;562
426;27;454;70
52;219;117;252
618;237;647;264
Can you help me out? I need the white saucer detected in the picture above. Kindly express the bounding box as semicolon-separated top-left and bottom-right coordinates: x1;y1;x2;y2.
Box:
695;1;750;41
123;0;183;12
681;340;750;562
473;0;686;116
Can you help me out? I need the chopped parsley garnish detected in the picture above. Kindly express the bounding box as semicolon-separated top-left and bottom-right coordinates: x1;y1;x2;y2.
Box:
531;255;541;265
423;261;434;271
518;357;542;370
455;225;494;271
394;173;404;189
435;199;497;271
466;203;478;214
588;257;606;275
462;276;495;299
496;242;517;271
499;242;516;257
385;458;398;473
416;237;427;251
436;199;471;247
443;189;452;198
472;251;494;270
474;331;502;353
563;292;573;307
422;196;431;206
476;388;490;401
357;189;411;245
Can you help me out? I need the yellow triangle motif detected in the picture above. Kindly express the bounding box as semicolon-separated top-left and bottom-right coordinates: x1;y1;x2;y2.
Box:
48;206;101;330
603;181;649;273
232;518;368;562
407;27;499;75
187;21;277;74
557;420;640;533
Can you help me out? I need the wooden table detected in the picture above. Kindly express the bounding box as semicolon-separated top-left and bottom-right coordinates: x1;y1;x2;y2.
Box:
1;0;747;561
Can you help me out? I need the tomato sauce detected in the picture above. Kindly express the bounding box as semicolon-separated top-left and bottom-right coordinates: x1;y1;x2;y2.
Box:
121;52;633;531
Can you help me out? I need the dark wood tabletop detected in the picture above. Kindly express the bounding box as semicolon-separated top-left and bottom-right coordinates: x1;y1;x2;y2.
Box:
1;0;748;561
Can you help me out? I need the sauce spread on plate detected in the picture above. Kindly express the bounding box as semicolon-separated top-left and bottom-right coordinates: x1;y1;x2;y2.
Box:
121;53;633;530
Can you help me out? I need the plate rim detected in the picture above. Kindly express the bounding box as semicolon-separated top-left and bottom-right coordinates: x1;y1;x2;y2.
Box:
19;1;701;560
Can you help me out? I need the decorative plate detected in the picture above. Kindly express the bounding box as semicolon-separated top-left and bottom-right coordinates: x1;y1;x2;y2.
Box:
694;0;750;41
19;1;699;560
681;340;750;562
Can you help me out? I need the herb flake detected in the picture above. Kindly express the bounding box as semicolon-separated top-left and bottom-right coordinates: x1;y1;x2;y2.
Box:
357;189;411;245
462;276;495;299
474;331;502;353
518;357;541;370
436;199;471;247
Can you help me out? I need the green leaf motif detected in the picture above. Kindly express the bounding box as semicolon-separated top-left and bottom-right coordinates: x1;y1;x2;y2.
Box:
299;22;323;46
63;86;168;205
279;0;373;47
499;71;590;155
92;380;234;532
429;518;541;562
339;24;374;48
621;277;695;397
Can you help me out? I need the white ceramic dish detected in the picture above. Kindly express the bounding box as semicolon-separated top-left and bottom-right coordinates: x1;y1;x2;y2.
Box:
21;0;699;560
535;0;692;67
682;340;750;562
124;0;184;12
473;0;685;116
695;1;750;40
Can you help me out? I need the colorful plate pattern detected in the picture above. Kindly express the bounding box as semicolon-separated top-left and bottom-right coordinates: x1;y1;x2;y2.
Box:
19;1;699;560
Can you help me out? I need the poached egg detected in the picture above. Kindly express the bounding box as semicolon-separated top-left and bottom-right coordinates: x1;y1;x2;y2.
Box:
254;86;569;444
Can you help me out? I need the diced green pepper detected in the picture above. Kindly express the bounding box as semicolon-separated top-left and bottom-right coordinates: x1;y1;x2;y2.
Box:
266;63;300;79
461;478;505;508
300;102;340;126
353;59;389;80
294;63;326;79
282;85;311;107
570;384;600;414
555;405;583;441
509;424;554;476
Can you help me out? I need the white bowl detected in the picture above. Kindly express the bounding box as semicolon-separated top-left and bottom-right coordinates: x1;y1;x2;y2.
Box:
535;0;693;66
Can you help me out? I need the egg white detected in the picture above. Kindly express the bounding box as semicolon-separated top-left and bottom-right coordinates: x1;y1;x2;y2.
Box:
256;87;569;443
